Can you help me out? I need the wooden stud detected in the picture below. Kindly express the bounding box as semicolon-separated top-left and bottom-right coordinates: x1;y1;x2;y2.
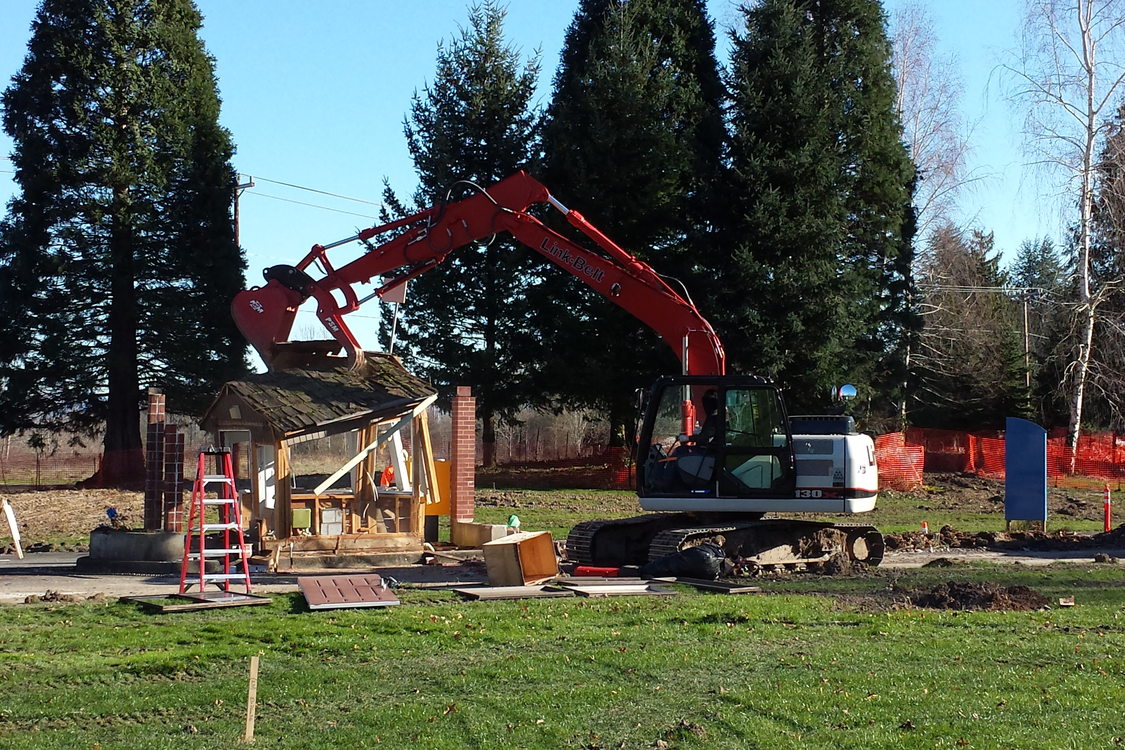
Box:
244;655;260;743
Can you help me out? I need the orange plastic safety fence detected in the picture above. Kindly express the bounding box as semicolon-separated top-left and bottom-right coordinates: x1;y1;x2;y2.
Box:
875;428;1125;486
873;433;924;491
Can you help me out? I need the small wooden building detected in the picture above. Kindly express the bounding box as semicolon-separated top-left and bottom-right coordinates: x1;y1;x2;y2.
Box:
199;353;443;564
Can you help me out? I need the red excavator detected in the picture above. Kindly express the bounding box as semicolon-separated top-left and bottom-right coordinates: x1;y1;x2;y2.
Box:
232;171;883;571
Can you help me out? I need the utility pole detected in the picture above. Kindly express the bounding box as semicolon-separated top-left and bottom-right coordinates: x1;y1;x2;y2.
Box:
233;174;255;247
1022;291;1031;392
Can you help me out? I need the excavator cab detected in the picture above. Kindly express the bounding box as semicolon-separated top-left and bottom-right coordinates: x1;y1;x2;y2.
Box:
637;376;797;506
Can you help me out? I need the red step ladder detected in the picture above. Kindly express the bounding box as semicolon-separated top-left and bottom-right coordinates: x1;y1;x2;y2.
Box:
179;447;253;597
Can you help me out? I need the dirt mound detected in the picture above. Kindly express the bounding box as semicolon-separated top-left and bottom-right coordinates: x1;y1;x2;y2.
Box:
23;590;106;604
909;581;1049;611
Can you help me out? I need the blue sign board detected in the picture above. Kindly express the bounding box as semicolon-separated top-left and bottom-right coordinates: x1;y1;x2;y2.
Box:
1005;417;1048;524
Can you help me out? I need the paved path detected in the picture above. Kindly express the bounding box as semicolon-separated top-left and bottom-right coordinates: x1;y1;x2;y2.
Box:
0;553;489;603
880;546;1125;568
0;548;1121;603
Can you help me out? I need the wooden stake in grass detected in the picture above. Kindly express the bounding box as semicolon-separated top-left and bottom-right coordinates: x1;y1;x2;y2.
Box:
244;655;259;743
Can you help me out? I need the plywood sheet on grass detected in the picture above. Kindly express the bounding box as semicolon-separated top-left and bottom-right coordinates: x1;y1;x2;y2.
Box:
299;573;400;610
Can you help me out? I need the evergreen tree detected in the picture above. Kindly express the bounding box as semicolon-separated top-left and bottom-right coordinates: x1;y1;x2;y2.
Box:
0;0;246;484
1009;236;1069;427
1084;100;1125;429
539;0;726;445
912;225;1027;429
723;0;916;419
388;0;541;465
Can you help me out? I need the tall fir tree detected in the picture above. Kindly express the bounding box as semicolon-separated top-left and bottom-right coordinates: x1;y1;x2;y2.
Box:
913;225;1028;429
0;0;246;484
723;0;916;420
1084;99;1125;429
388;0;541;466
539;0;726;445
1009;236;1069;427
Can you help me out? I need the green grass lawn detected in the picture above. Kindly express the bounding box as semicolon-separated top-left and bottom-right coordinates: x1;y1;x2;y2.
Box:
1;565;1123;749
468;484;1110;541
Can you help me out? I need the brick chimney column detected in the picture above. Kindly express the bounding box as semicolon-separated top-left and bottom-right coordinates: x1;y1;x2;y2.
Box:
143;389;165;531
450;386;476;522
162;427;185;533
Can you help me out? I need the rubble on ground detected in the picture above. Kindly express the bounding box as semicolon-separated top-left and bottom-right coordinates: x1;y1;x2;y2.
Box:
23;590;106;604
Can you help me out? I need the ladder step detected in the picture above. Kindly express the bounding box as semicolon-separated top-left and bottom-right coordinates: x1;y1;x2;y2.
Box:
184;573;251;582
202;523;242;531
202;475;235;483
187;549;248;558
202;498;237;505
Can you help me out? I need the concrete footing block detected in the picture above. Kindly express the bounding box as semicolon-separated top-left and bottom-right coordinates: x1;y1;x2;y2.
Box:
87;529;184;561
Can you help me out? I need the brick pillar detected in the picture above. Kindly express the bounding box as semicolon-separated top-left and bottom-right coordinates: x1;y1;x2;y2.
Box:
143;390;166;531
450;386;476;522
162;427;185;532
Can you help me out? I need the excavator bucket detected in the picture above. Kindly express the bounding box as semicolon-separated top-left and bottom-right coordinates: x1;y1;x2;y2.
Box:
232;281;364;371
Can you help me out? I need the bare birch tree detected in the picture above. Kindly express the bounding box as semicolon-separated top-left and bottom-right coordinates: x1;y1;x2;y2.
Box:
1010;0;1125;449
890;2;976;238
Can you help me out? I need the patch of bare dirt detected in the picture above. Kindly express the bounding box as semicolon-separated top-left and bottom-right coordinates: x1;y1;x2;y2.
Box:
474;488;637;513
908;581;1050;611
0;488;143;551
478;461;622;490
884;523;1125;553
889;472;1105;521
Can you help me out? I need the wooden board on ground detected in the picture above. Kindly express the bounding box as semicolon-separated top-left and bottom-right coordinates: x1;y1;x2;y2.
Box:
556;577;650;586
651;577;763;594
565;583;677;598
299;573;400;610
122;593;272;613
453;585;575;601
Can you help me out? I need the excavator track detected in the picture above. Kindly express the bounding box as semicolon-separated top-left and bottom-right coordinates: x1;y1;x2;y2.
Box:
648;520;884;572
567;514;696;567
568;515;884;572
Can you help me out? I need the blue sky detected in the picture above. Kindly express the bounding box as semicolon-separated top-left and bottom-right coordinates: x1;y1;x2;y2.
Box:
0;1;1054;352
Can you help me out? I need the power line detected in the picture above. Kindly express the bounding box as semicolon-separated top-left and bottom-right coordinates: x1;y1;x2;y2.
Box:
244;190;377;220
246;174;384;207
292;307;380;321
918;283;1058;297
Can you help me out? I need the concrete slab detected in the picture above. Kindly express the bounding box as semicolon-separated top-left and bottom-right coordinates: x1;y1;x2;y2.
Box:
0;553;489;603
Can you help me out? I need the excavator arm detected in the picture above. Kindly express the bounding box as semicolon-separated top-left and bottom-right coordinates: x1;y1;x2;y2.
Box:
232;171;725;378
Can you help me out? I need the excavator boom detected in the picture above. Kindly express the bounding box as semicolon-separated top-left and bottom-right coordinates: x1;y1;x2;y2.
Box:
232;171;724;376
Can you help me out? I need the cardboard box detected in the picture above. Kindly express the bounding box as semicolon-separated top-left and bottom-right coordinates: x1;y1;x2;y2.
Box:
482;531;558;586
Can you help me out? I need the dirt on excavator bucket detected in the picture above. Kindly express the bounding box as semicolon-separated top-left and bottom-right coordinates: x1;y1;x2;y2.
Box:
265;340;356;371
